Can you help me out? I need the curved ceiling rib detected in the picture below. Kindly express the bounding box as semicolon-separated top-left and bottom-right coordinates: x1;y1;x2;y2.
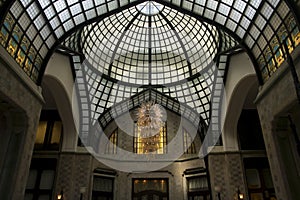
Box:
159;12;193;77
81;3;219;86
0;0;299;146
72;52;219;144
106;12;140;77
0;0;299;84
75;55;214;126
97;88;203;130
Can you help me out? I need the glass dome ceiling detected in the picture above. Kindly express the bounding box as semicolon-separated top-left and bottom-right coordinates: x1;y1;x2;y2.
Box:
0;0;299;143
81;2;219;85
136;1;163;15
1;0;299;84
66;1;235;143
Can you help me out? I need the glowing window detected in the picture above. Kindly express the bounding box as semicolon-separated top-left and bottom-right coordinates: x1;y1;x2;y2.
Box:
134;122;167;154
133;178;168;199
187;176;210;199
183;128;196;154
105;129;118;154
34;110;62;151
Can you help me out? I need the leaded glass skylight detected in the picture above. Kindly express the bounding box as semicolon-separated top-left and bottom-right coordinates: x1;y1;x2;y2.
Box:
0;0;299;84
81;2;219;85
0;0;299;144
136;1;163;15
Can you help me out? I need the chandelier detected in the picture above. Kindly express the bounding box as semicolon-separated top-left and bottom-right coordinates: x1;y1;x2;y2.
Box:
137;101;163;134
136;101;164;154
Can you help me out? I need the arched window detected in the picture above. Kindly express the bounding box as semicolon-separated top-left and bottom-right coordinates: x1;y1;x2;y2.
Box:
35;110;62;151
183;128;196;154
105;129;118;154
134;122;167;154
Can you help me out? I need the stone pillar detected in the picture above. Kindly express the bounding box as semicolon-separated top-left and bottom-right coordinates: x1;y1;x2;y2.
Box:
208;148;247;200
55;152;93;200
255;47;300;200
0;104;27;200
0;46;44;199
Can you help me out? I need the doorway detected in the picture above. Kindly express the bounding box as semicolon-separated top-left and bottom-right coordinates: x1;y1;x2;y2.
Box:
132;178;168;200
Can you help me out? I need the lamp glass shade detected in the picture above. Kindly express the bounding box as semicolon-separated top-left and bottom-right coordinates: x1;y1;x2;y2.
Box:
239;193;244;199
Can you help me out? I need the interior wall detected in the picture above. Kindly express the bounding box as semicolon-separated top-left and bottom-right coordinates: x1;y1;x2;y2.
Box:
87;107;205;199
0;105;9;173
0;104;26;200
222;52;257;151
43;53;79;151
225;52;256;107
0;46;43;199
91;154;205;200
255;46;300;200
273;112;300;200
35;55;91;199
206;52;263;200
101;108;201;156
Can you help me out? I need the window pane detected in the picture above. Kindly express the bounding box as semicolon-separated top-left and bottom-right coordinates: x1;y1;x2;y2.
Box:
106;129;117;154
26;169;38;189
39;170;55;189
183;129;196;154
51;121;62;144
93;177;113;192
135;122;166;154
188;176;208;192
35;121;47;145
246;169;261;189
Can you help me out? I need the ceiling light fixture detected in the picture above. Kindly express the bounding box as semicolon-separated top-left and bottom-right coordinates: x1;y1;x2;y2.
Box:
136;101;164;154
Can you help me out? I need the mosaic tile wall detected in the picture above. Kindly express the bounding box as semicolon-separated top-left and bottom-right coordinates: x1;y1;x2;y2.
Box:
208;153;246;200
55;153;93;199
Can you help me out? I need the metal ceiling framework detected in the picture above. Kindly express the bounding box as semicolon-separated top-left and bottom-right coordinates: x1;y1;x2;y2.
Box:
65;2;234;143
0;0;299;145
0;0;298;84
80;4;219;85
72;52;225;145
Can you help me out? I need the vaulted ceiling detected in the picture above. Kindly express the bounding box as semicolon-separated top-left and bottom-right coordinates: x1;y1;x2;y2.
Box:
0;0;299;84
0;0;299;142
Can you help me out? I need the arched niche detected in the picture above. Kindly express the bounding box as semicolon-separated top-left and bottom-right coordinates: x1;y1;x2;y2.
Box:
223;74;258;151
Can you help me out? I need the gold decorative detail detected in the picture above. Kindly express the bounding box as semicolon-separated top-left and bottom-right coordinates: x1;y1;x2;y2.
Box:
7;39;16;56
265;47;276;74
271;37;284;66
137;101;163;131
135;101;165;154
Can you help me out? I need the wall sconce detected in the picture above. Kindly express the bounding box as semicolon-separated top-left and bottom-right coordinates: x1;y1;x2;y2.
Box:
239;193;244;200
214;185;221;200
237;188;244;200
57;190;63;200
